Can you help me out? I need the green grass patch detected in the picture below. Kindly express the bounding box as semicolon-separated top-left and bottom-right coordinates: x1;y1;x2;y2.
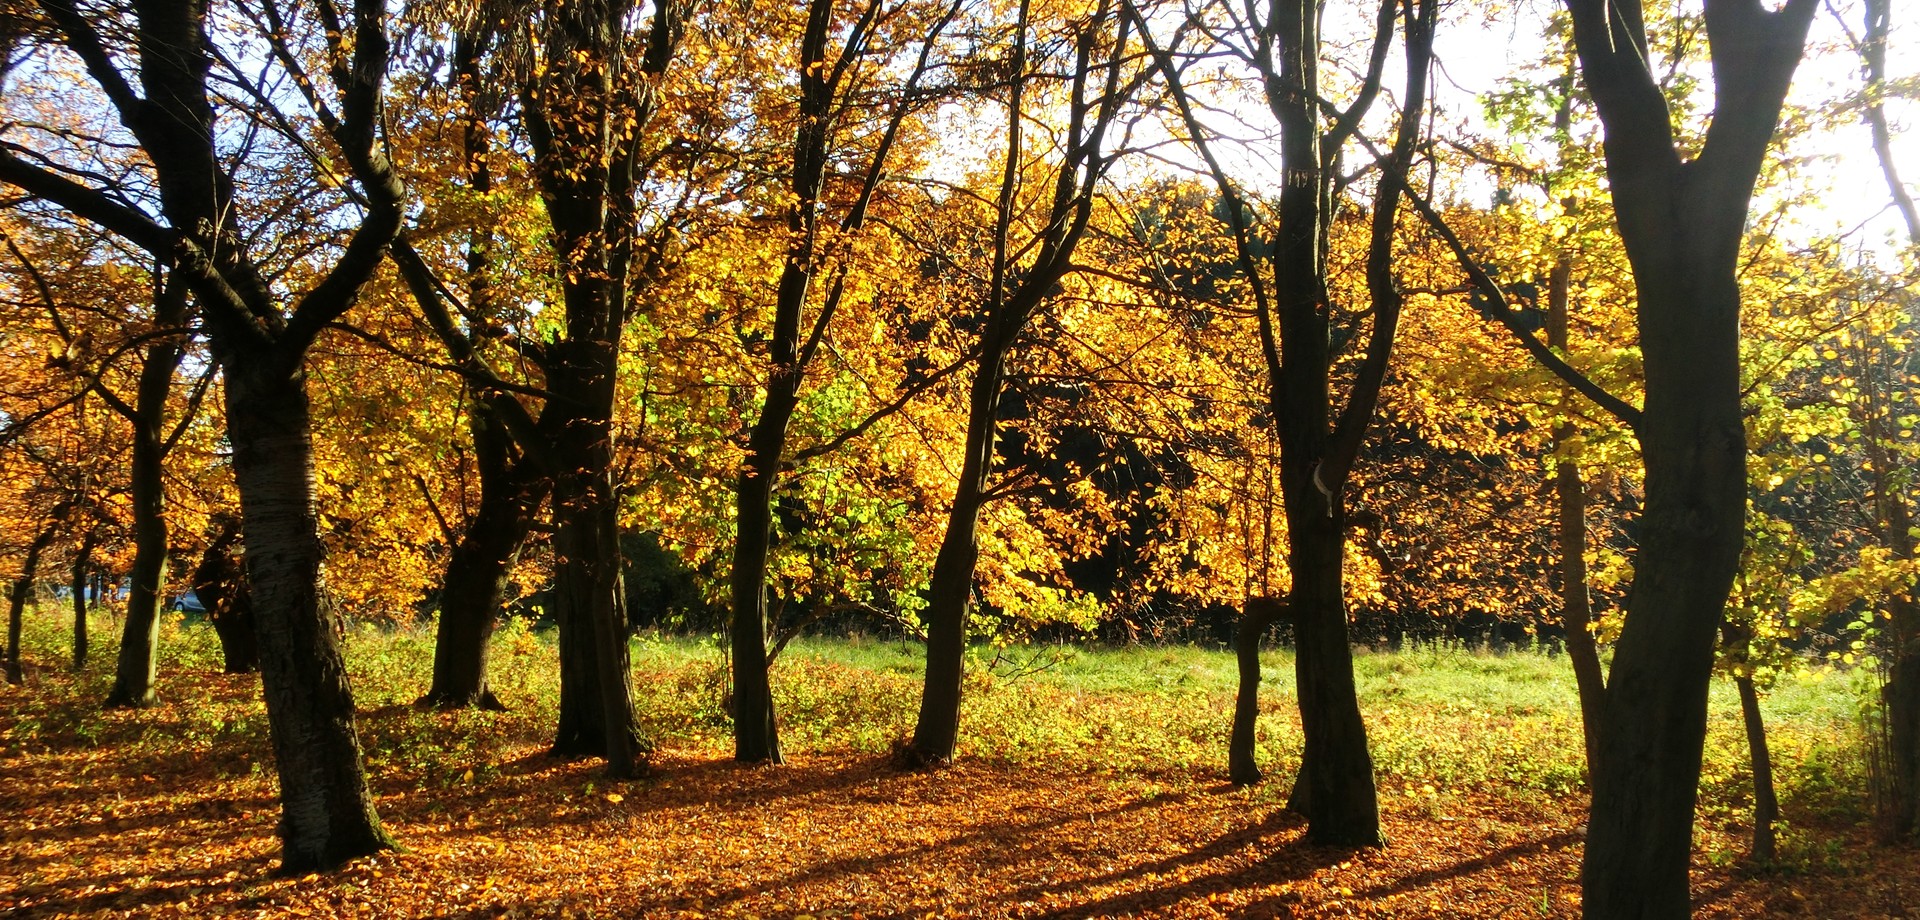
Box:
2;606;1871;823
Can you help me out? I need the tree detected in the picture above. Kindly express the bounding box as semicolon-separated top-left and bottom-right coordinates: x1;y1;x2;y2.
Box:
906;0;1135;765
1134;0;1435;844
0;0;408;870
510;0;682;773
1558;0;1819;914
730;0;961;764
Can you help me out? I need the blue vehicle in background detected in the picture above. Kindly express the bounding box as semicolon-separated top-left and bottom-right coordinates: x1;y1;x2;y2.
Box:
170;590;206;614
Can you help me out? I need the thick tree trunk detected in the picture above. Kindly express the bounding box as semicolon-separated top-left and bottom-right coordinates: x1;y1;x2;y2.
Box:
105;336;182;706
729;384;796;763
70;531;95;671
225;369;391;872
194;517;258;674
1581;250;1748;920
1889;635;1920;842
423;411;545;710
1548;253;1605;769
1230;596;1286;784
1564;3;1816;912
543;337;643;776
908;349;1006;766
7;525;57;685
1280;487;1382;845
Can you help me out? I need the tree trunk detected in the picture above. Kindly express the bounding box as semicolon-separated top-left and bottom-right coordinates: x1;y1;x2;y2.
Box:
1230;596;1286;784
1548;253;1606;769
1564;3;1817;913
105;333;183;706
1734;674;1778;863
70;530;95;671
7;524;57;685
908;348;1006;766
1864;379;1920;841
1280;485;1382;845
1889;635;1920;842
225;369;391;872
729;383;796;763
543;335;643;776
423;410;545;710
194;517;258;674
1581;247;1748;920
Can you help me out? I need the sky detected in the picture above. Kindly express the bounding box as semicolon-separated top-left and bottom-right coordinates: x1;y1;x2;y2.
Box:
1071;0;1920;264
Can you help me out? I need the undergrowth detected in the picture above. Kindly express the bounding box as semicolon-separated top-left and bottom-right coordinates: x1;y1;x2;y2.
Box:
1;606;1870;831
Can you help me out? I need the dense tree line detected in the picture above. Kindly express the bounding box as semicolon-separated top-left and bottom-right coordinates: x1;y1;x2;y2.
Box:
0;0;1914;916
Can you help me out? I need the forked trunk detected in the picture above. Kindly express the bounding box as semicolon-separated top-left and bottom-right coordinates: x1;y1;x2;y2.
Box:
225;369;391;872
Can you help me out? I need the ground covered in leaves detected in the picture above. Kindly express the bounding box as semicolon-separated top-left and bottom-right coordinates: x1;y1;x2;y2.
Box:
3;614;1915;918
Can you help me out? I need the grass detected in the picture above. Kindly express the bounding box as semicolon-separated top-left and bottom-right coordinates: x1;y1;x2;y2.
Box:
5;608;1871;812
2;605;1900;919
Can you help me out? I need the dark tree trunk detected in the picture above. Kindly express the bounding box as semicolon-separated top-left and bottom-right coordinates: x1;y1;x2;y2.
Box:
194;517;258;674
226;370;391;871
105;327;183;706
1735;673;1778;863
70;530;95;670
1279;487;1381;844
1230;596;1287;784
13;0;403;874
422;410;545;710
1890;635;1920;842
541;337;641;774
907;348;1006;765
906;0;1121;767
1871;466;1920;841
519;0;678;780
7;524;57;685
730;385;793;763
1564;1;1818;914
1548;253;1605;769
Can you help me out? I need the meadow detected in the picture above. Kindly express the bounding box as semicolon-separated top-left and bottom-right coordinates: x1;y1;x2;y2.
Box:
2;607;1911;918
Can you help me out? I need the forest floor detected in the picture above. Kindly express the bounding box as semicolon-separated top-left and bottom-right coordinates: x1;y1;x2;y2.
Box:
3;612;1916;919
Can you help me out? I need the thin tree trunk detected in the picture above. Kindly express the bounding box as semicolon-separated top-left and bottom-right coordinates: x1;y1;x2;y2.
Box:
423;409;545;710
1548;253;1605;768
105;329;183;707
908;348;1007;766
7;524;57;685
1230;596;1286;784
226;371;391;871
70;530;95;671
1860;0;1920;245
1735;673;1778;863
